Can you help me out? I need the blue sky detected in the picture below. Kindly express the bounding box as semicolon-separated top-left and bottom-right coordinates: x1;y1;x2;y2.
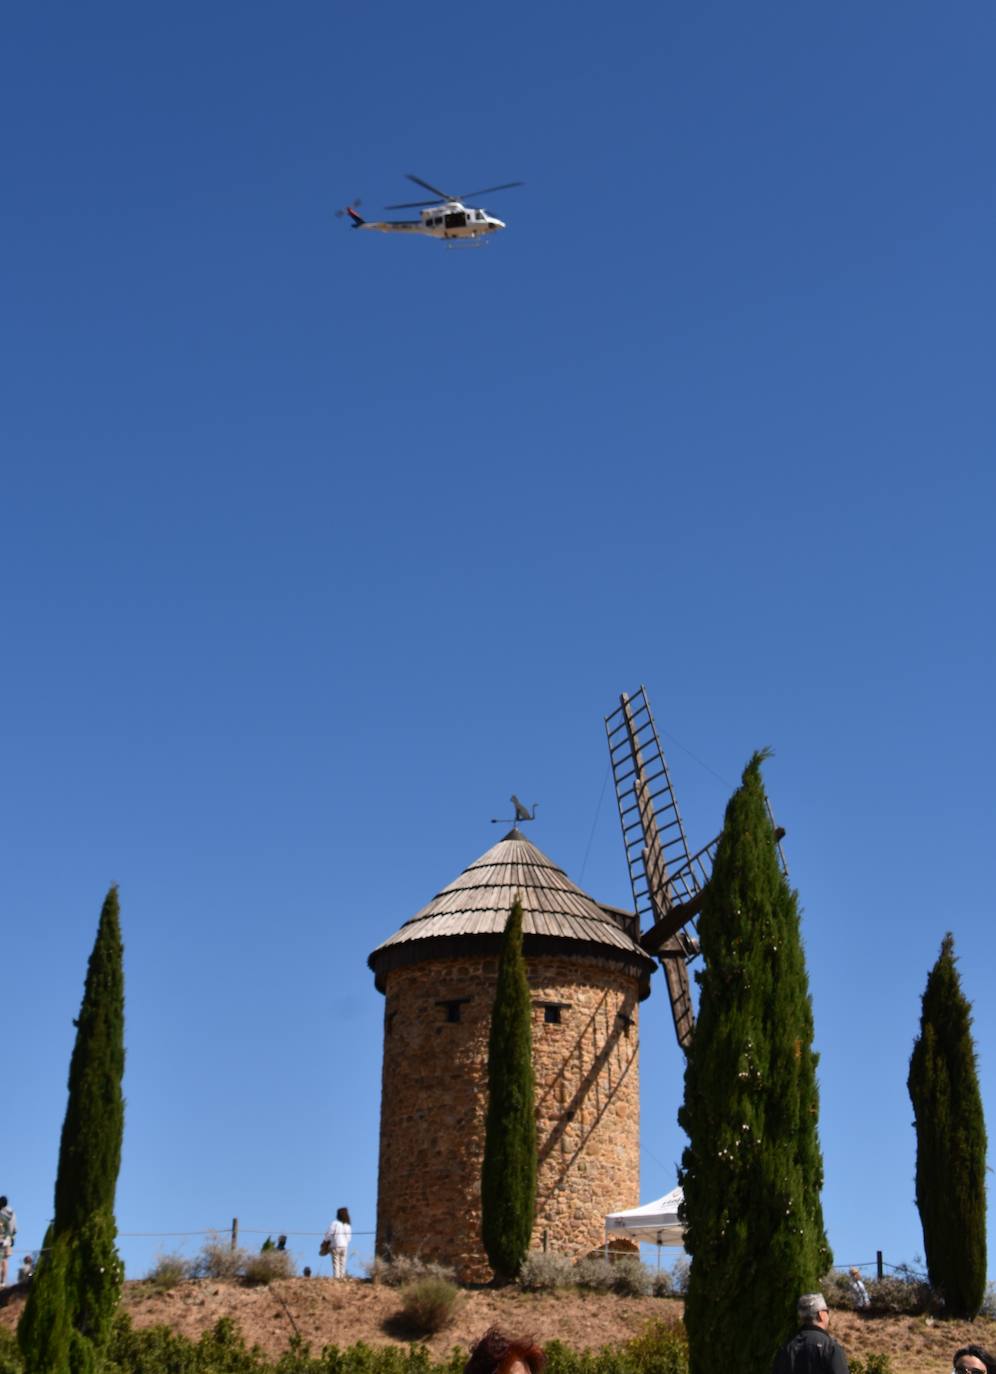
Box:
3;1;994;1284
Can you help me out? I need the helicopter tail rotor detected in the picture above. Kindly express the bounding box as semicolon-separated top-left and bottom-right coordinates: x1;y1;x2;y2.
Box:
335;198;363;223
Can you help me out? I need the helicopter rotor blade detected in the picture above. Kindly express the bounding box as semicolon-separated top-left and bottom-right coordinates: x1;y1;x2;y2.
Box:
405;173;455;200
456;180;524;200
384;198;442;209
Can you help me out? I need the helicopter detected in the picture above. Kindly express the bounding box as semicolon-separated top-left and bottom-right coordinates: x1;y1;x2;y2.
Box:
337;174;523;241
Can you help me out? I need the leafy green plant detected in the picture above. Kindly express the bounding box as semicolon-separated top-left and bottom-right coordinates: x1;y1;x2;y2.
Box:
397;1277;459;1334
624;1319;689;1374
546;1319;688;1374
850;1356;893;1374
13;1311;685;1374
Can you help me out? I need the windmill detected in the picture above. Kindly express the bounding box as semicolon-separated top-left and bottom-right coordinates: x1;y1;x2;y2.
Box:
605;686;786;1052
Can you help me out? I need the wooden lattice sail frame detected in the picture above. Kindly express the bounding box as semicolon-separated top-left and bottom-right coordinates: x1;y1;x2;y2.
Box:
606;686;787;1053
606;688;715;1052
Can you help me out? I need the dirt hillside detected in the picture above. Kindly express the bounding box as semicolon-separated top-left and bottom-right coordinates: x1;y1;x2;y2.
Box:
2;1279;995;1374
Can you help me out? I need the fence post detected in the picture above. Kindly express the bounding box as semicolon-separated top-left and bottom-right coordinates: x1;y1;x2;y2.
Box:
542;1230;548;1253
876;1250;883;1279
231;1218;239;1251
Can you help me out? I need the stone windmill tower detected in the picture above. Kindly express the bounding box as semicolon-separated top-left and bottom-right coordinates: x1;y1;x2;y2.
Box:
368;818;656;1281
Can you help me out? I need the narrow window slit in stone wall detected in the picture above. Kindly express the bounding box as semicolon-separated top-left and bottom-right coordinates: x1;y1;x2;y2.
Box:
437;998;471;1023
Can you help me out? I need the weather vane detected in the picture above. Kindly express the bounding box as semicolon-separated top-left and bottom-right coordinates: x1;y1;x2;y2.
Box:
491;794;538;825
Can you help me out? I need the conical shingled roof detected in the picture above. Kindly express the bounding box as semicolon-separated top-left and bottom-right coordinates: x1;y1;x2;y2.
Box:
368;828;655;995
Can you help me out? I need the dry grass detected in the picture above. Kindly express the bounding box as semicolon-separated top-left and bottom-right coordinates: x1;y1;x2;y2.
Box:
0;1277;993;1372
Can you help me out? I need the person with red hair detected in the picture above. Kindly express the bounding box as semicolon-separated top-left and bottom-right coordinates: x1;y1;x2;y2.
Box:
464;1328;545;1374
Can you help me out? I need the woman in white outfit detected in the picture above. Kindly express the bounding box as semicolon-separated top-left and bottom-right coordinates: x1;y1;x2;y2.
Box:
324;1207;351;1278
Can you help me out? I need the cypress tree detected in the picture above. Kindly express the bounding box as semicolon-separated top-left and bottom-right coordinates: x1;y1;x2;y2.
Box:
678;753;830;1374
907;933;987;1317
481;896;537;1281
20;887;125;1374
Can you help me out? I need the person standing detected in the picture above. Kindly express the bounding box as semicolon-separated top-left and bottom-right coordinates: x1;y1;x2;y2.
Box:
771;1293;850;1374
323;1207;351;1279
848;1267;870;1311
0;1197;16;1287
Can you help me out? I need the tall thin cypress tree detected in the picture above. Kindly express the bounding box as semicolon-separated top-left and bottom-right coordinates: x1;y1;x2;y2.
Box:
20;887;125;1374
679;753;830;1374
908;933;987;1317
481;896;537;1281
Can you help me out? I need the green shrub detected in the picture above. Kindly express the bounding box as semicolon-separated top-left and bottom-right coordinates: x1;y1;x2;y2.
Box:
670;1257;690;1295
98;1314;696;1374
546;1318;688;1374
981;1281;996;1318
146;1252;190;1290
518;1252;576;1291
624;1318;689;1374
397;1278;459;1334
365;1255;456;1288
243;1249;295;1285
850;1356;893;1374
0;1328;22;1374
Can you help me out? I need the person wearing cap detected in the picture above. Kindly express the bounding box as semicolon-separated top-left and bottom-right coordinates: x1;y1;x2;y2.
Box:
771;1292;850;1374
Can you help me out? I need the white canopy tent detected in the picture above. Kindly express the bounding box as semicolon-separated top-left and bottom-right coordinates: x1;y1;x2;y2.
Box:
604;1186;685;1247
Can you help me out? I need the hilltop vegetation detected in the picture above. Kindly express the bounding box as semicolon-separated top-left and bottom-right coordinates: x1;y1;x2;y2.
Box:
2;1279;996;1374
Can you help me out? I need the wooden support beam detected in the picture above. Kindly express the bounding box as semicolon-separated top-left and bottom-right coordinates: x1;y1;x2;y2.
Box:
640;889;706;955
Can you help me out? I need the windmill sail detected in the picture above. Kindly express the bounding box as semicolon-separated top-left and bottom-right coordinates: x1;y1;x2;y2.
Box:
605;687;714;1052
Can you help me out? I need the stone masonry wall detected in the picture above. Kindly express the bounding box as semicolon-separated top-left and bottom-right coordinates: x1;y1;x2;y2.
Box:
375;951;641;1281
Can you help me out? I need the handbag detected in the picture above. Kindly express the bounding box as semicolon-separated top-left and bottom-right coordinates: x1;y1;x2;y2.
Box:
319;1239;331;1257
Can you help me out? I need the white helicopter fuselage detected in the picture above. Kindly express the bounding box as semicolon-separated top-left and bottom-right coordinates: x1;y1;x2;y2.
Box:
352;200;505;238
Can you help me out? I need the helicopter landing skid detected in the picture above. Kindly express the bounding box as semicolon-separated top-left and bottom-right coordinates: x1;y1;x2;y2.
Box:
443;235;490;249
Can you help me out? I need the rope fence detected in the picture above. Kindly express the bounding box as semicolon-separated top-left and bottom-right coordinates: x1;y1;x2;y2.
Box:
6;1220;377;1262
